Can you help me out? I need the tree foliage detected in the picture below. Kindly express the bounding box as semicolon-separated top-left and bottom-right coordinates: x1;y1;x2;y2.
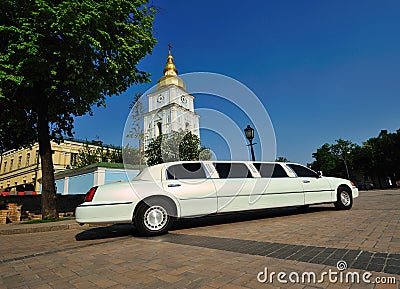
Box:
145;130;212;166
123;145;143;166
125;93;145;167
145;135;163;167
75;142;122;168
275;156;289;162
310;143;340;176
310;130;400;186
354;130;400;179
0;0;156;218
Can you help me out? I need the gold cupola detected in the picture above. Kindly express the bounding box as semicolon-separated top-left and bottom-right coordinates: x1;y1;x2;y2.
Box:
156;48;186;90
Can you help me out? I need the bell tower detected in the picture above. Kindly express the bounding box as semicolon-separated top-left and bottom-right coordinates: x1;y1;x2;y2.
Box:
143;48;200;148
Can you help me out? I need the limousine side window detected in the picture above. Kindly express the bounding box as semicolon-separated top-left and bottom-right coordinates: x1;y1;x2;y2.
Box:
286;164;318;178
253;163;288;178
166;163;207;180
213;163;252;179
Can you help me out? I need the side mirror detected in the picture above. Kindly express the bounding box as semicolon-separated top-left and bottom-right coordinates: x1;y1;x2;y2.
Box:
317;171;323;178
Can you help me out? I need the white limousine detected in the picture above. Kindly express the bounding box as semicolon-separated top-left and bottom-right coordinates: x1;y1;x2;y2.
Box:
75;161;358;236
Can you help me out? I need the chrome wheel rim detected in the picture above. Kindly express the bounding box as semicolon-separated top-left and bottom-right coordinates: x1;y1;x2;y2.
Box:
340;191;351;206
144;205;168;231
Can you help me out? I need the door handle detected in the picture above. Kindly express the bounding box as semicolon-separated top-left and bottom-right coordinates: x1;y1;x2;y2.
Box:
302;180;310;183
168;184;181;187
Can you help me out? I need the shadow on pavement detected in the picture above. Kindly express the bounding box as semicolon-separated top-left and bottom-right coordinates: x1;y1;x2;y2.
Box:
171;205;335;231
75;224;136;241
75;206;336;240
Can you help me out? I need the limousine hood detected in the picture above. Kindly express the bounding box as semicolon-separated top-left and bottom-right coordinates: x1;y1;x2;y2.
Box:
323;177;356;189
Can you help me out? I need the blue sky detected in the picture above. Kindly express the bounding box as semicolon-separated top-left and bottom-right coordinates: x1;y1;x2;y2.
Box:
73;0;400;165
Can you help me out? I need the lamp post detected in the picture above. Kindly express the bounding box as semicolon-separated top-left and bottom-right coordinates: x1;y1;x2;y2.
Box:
244;125;256;161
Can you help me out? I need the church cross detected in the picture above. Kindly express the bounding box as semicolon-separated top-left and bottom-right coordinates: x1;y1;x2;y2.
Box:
168;43;172;55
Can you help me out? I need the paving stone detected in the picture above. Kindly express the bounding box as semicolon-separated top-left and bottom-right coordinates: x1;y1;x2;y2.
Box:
386;258;400;267
383;265;400;275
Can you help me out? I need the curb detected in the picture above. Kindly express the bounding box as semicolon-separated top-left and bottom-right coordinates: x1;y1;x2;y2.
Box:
0;221;89;235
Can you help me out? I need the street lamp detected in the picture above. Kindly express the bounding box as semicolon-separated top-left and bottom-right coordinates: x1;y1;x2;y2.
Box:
244;125;256;161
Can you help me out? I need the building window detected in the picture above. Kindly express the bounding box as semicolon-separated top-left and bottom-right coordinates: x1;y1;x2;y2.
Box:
10;159;14;171
3;161;6;173
70;153;77;167
35;150;40;163
26;153;31;166
18;156;22;169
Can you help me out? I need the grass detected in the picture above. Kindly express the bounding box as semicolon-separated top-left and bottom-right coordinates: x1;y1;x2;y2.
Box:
21;217;72;224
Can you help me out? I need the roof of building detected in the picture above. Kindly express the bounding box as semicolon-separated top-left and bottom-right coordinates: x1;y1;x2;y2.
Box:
53;162;145;178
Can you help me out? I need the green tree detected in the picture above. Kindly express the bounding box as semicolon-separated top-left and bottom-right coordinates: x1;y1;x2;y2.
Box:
331;139;356;160
75;142;122;168
102;146;123;164
145;130;211;166
275;157;289;162
0;0;156;218
75;143;100;168
310;143;340;176
145;135;163;167
125;93;145;168
357;130;400;185
199;147;213;161
330;139;357;179
122;145;142;165
352;143;373;176
310;131;400;187
309;139;357;178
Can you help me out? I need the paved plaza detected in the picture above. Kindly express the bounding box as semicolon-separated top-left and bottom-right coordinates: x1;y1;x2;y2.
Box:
0;189;399;288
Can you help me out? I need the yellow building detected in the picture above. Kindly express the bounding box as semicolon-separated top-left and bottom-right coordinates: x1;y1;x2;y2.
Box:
0;140;105;193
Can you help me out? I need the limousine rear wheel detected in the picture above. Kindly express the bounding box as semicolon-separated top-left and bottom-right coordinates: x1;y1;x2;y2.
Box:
135;198;175;236
334;186;353;210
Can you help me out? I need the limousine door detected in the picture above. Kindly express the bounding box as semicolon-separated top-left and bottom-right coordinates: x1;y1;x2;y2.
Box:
211;163;258;213
162;163;218;217
251;163;305;209
286;164;333;204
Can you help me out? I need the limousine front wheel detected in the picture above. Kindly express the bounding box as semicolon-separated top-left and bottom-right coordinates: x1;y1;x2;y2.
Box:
334;186;353;210
135;198;175;236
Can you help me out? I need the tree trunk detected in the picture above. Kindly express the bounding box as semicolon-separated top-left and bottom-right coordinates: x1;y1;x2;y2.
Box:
37;98;57;219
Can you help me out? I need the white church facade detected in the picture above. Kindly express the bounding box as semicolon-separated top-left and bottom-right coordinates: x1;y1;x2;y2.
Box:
143;50;200;148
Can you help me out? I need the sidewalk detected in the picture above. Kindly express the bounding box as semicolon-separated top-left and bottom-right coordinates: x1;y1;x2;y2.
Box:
0;219;89;235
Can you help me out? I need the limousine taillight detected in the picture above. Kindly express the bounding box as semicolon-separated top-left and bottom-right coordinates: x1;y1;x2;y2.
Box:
84;186;98;202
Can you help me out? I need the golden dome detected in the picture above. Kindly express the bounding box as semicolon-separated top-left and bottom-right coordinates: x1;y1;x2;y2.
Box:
156;50;186;90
